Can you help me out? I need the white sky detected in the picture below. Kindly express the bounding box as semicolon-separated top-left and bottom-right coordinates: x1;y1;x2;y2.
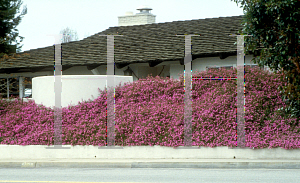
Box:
13;0;245;52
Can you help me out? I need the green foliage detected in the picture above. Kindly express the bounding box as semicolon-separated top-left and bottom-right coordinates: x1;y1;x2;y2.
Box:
0;0;27;58
231;0;300;127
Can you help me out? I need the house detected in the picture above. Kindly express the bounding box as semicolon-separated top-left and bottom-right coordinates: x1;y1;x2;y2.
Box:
0;5;270;101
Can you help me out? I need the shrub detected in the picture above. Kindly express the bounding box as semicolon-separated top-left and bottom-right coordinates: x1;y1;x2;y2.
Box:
0;66;299;149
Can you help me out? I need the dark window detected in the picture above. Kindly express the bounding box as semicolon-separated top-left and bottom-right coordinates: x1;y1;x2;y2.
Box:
0;77;33;99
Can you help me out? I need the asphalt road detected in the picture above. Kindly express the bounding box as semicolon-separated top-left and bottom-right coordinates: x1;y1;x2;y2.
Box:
1;167;300;183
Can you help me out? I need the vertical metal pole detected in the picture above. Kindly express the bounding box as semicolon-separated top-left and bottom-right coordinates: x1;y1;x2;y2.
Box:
236;35;246;148
107;36;115;147
175;34;200;149
98;34;123;149
54;43;62;146
229;34;252;149
45;34;70;149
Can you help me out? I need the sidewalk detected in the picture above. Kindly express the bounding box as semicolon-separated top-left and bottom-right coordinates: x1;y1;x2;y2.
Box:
1;158;300;169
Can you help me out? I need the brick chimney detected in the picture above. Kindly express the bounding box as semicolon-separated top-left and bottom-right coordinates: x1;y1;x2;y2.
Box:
118;5;156;26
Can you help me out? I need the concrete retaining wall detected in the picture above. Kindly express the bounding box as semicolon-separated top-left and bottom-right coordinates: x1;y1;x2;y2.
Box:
1;145;299;160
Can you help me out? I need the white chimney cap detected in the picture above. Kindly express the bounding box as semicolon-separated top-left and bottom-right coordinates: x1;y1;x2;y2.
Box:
125;11;133;15
136;5;152;11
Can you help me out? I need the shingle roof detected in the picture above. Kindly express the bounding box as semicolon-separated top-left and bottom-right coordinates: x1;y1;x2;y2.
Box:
0;15;265;74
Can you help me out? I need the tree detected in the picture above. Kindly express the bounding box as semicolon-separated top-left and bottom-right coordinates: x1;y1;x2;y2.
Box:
0;0;27;59
59;27;79;43
231;0;300;127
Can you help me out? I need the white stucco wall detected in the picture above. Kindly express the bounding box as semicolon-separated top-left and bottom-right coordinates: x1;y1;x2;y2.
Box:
32;75;133;109
170;64;184;80
169;55;265;80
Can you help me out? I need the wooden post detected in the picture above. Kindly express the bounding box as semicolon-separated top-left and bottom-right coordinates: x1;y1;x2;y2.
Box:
19;76;24;103
19;76;23;98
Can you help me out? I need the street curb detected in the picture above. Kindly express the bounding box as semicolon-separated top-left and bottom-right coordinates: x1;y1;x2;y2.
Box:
1;162;300;169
